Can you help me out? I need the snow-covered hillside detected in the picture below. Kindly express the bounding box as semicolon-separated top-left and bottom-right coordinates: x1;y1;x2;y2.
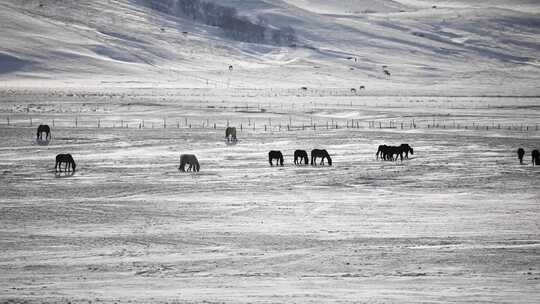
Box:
1;0;539;94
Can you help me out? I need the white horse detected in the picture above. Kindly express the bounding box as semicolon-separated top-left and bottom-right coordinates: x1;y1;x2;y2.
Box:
179;154;200;172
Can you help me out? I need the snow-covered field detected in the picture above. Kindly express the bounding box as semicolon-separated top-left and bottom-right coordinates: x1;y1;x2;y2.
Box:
0;88;539;303
1;0;540;302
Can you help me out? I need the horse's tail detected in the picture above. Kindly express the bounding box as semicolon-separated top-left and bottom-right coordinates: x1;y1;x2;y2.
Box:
279;154;284;166
268;152;273;166
304;153;308;165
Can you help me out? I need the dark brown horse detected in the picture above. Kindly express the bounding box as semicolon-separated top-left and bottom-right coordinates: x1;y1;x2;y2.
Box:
269;150;284;166
294;150;309;165
517;148;525;164
36;124;51;140
55;154;76;172
311;149;332;166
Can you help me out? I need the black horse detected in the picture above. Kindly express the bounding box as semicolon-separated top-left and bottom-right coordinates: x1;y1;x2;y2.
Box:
269;151;284;166
517;148;525;164
532;149;540;166
376;145;388;160
55;154;76;172
400;144;414;159
294;150;309;165
311;149;332;166
386;146;403;161
36;124;51;140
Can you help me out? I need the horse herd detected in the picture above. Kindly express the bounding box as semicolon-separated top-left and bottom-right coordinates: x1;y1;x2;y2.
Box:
376;144;414;161
269;149;332;167
33;124;540;173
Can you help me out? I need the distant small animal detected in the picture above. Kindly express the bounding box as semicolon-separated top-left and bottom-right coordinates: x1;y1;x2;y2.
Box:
517;148;525;164
179;154;200;172
294;150;309;165
55;154;76;172
532;150;540;166
351;88;357;94
228;65;233;71
182;31;189;36
225;127;237;142
400;144;414;159
301;86;308;91
311;149;332;166
36;124;51;140
383;69;391;76
269;150;284;166
359;85;365;90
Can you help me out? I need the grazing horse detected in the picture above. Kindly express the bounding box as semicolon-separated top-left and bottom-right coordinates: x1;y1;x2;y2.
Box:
400;144;414;159
350;88;357;94
225;127;237;142
517;148;525;164
268;150;284;166
36;124;51;140
386;146;403;161
179;154;200;172
55;154;76;172
228;65;233;71
532;150;540;166
376;145;388;160
311;149;332;166
294;150;309;165
383;69;391;77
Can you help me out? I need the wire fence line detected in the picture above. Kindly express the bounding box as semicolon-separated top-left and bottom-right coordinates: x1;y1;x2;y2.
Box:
3;115;539;133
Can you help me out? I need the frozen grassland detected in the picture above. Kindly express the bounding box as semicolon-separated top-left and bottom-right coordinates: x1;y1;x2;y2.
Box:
1;0;540;302
0;88;539;303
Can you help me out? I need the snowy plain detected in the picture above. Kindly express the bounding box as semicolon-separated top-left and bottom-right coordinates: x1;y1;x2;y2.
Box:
0;0;540;303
